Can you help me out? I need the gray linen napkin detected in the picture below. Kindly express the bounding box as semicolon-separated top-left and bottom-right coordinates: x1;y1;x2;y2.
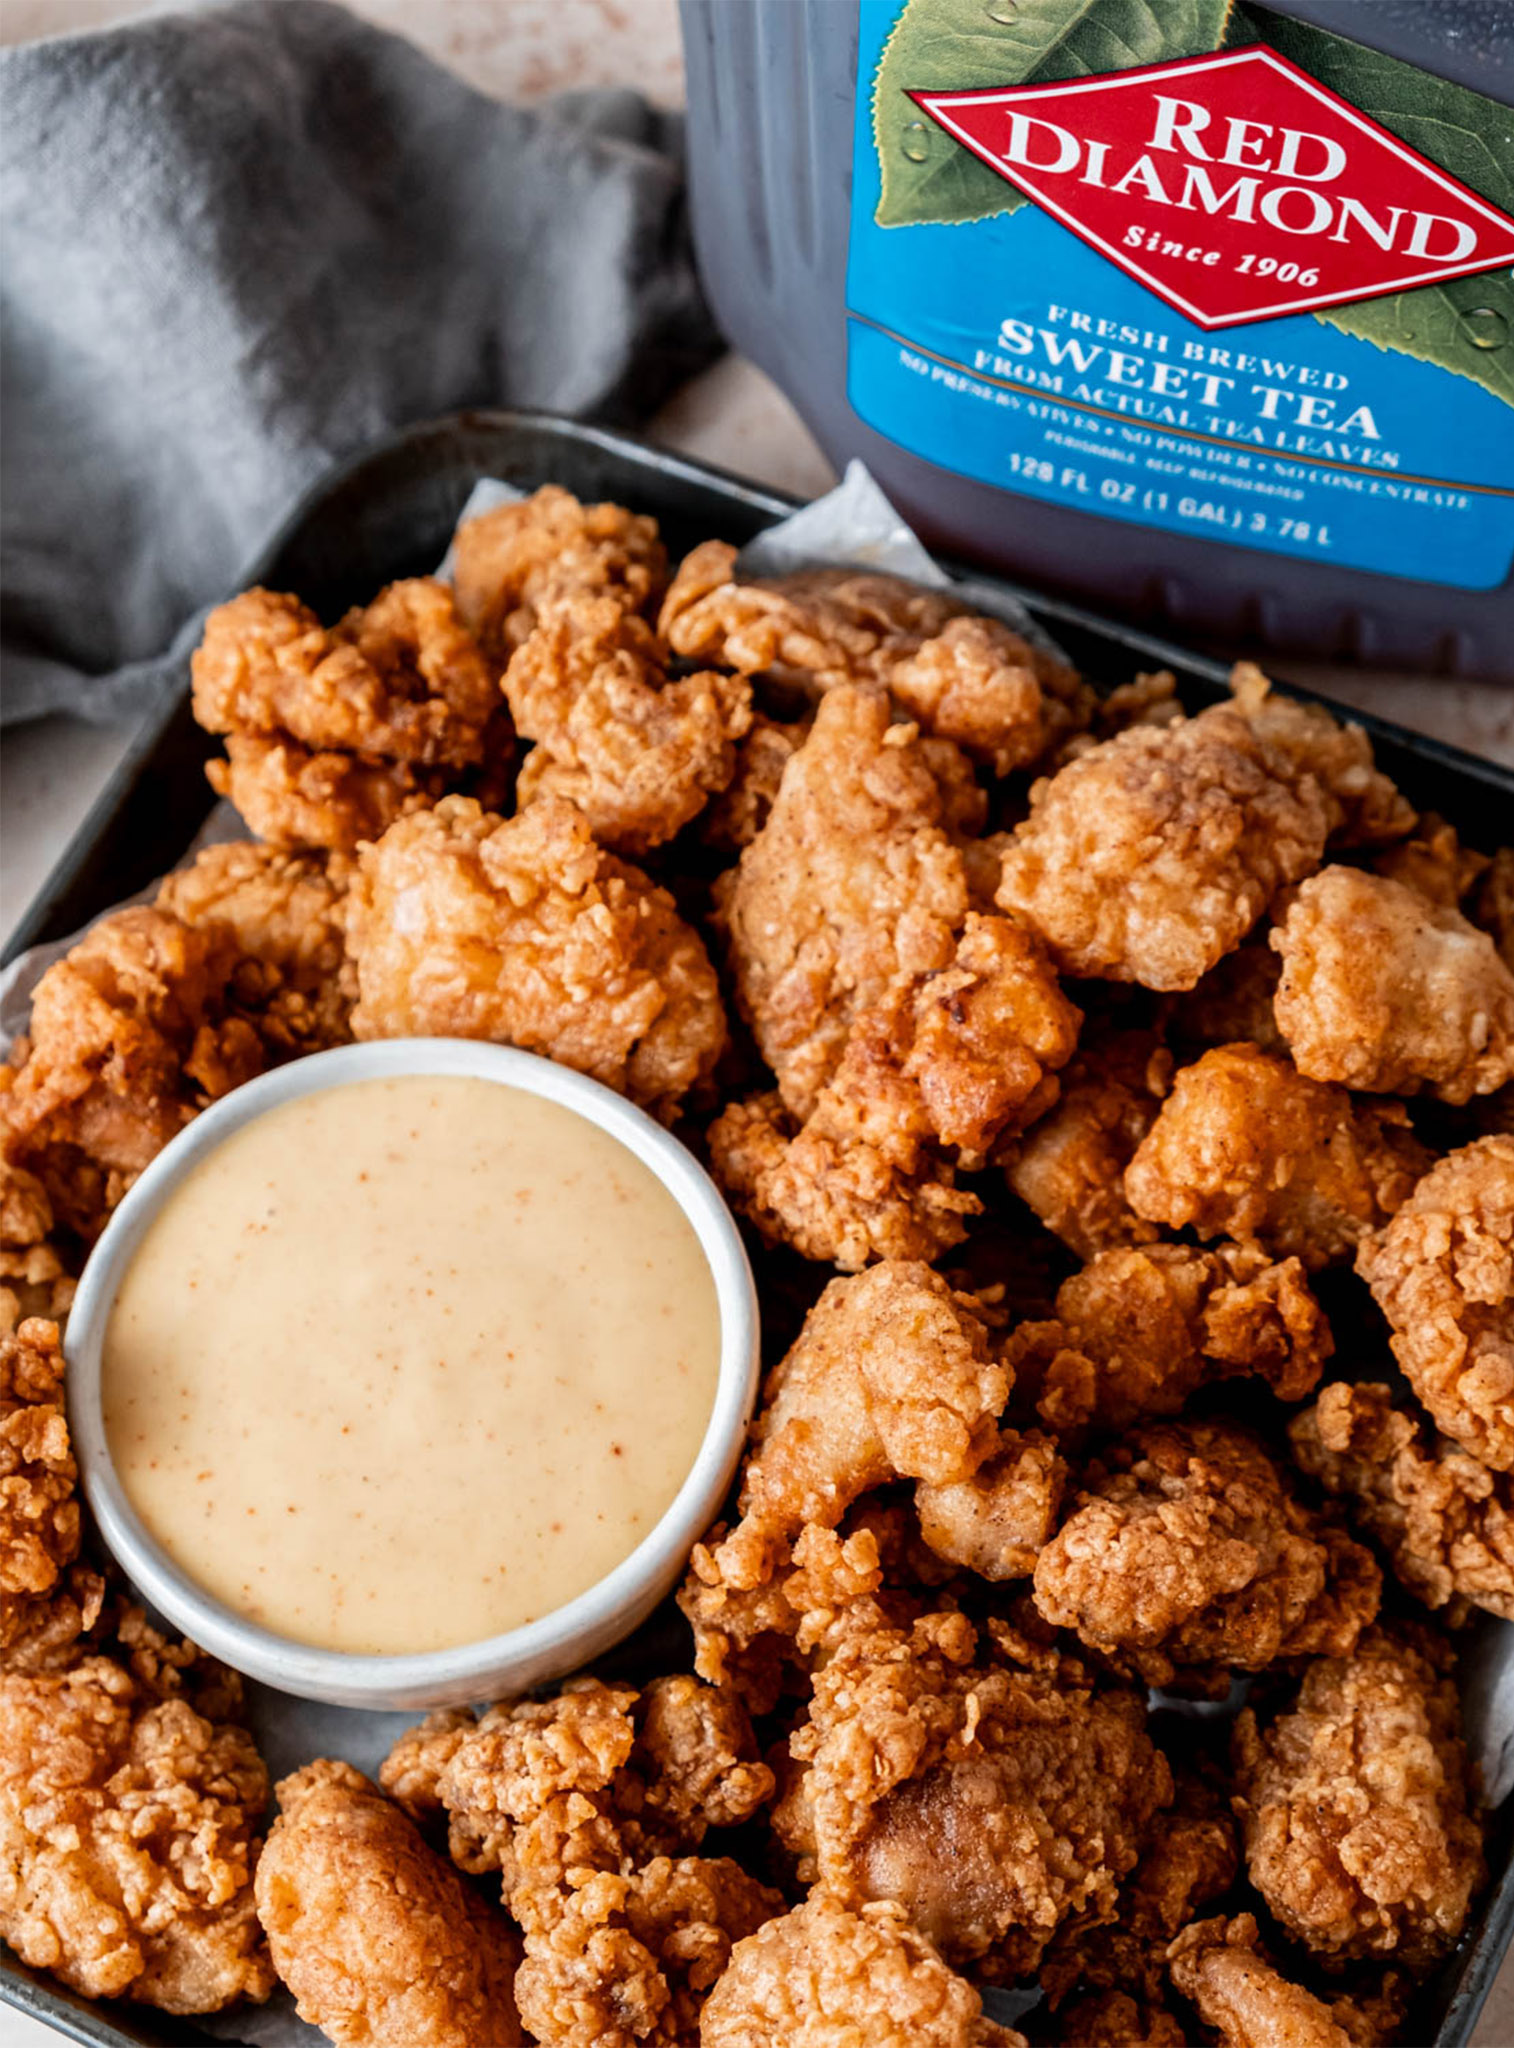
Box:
0;0;718;725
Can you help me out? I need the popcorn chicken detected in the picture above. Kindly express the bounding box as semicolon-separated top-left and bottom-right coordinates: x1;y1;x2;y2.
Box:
995;704;1332;989
453;484;666;661
345;795;725;1118
1232;1627;1482;1967
1355;1137;1514;1470
1272;866;1514;1102
1124;1044;1429;1269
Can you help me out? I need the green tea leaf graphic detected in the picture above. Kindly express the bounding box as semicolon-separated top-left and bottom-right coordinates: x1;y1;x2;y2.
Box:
1319;274;1514;409
874;0;1234;229
1248;7;1514;403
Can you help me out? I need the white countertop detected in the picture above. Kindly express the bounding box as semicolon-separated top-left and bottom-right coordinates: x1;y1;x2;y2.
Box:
2;6;1511;2047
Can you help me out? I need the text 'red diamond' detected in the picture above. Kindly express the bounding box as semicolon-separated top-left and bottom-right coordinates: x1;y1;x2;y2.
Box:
909;46;1514;330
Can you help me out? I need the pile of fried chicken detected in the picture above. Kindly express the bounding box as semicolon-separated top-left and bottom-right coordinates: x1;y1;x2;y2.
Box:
3;483;1513;2047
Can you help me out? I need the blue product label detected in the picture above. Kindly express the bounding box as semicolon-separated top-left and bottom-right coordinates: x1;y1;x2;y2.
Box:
848;0;1514;591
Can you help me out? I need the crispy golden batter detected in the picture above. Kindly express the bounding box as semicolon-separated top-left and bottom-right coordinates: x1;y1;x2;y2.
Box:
1055;1987;1187;2046
994;703;1332;989
1;907;264;1244
708;1262;1005;1594
660;541;1087;774
392;1675;780;2048
345;794;725;1117
1124;1044;1429;1270
1041;1762;1238;2010
1355;1137;1514;1471
1033;1420;1379;1686
452;484;667;662
157;840;352;1054
1472;846;1514;971
1167;940;1285;1055
1232;1628;1483;1967
513;1853;781;2048
388;1675;775;1893
1291;1382;1514;1621
0;1318;81;1663
193;579;506;849
699;712;809;853
1004;1241;1331;1439
1230;664;1414;849
1374;813;1489;907
0;1644;272;2012
1168;1916;1364;2048
1004;1028;1171;1260
719;683;971;1116
506;593;751;852
205;731;445;854
914;1427;1066;1580
775;1595;1170;1970
0;1146;77;1330
254;1759;523;2047
193;581;498;766
700;1895;1026;2048
711;915;1080;1269
1273;867;1514;1103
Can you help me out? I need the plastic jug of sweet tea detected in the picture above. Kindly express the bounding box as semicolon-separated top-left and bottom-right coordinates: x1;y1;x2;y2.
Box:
679;0;1514;676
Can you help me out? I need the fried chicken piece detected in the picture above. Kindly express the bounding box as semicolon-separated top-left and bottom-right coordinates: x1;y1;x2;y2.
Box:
1;906;264;1244
719;684;970;1116
1004;1027;1171;1259
700;1895;1026;2048
1041;1762;1238;2010
1356;1138;1514;1471
775;1597;1170;1970
1272;867;1514;1103
506;593;752;853
915;1428;1066;1580
1168;1916;1367;2048
1055;1987;1186;2046
254;1759;523;2047
193;579;507;850
1229;663;1414;850
396;1674;774;1893
1124;1044;1430;1270
0;1647;273;2012
0;1318;81;1662
1004;1242;1331;1440
513;1852;781;2048
157;840;352;1054
0;1150;77;1330
994;703;1332;990
1374;812;1489;907
1032;1420;1380;1687
345;794;725;1117
676;1532;815;1714
1167;940;1285;1055
660;541;1087;774
699;712;809;853
708;1262;1005;1594
1472;847;1514;971
1290;1382;1514;1621
1232;1627;1483;1968
710;915;1080;1269
399;1676;780;2048
193;580;497;767
0;1561;107;1675
205;731;445;853
452;484;666;661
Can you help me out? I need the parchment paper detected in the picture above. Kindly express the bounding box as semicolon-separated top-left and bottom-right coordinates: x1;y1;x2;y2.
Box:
4;465;1508;2048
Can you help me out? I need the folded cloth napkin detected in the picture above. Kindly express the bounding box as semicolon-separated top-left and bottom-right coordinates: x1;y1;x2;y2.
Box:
0;0;718;725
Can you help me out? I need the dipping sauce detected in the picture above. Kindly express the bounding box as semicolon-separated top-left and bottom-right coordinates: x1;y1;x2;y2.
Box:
101;1074;721;1655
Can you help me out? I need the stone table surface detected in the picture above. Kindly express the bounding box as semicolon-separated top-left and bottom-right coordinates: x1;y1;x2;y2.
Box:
1;5;1511;2046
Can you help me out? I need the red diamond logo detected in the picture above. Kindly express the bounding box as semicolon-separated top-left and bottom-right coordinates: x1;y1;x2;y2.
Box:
909;46;1514;330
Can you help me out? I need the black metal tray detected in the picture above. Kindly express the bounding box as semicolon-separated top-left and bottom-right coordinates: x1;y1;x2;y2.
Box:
4;411;1512;2048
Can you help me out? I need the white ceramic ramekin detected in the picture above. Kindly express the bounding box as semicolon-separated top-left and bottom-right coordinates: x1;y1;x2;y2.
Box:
66;1038;759;1710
